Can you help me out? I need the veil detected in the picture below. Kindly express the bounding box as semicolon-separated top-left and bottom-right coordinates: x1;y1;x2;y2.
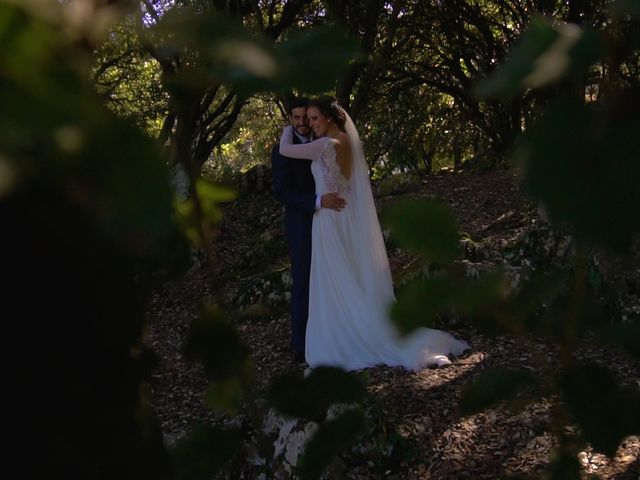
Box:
341;110;396;312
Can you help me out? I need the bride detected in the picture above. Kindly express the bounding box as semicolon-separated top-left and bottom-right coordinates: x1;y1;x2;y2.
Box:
279;96;469;371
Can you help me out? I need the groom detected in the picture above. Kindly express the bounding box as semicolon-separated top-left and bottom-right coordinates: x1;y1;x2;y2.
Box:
271;96;345;363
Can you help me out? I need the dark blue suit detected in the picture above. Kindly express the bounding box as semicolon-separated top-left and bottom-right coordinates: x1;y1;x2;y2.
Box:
271;132;315;356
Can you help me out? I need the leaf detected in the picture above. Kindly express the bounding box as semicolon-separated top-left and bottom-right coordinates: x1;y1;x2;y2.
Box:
561;363;640;456
0;3;185;264
196;179;236;223
173;196;203;248
267;367;366;422
474;16;558;98
204;377;244;414
517;92;640;252
276;25;361;94
384;198;460;264
151;7;279;96
183;305;253;382
459;369;538;415
298;409;365;480
392;271;506;335
391;276;455;333
152;11;359;96
171;424;242;480
475;16;601;98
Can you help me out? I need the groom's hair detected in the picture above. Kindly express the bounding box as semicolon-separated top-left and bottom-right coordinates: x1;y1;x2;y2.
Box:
288;96;310;113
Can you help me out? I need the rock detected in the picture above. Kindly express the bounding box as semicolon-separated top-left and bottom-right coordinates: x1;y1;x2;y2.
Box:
263;409;318;472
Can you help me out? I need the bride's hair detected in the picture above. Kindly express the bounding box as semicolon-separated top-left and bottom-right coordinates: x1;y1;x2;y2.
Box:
309;96;347;131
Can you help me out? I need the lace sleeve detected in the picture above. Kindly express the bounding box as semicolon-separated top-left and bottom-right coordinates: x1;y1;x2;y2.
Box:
279;126;331;160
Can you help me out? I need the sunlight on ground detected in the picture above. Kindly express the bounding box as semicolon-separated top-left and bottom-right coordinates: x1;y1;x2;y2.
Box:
579;437;639;476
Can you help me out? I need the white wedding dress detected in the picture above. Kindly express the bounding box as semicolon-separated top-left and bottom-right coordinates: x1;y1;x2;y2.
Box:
280;116;469;372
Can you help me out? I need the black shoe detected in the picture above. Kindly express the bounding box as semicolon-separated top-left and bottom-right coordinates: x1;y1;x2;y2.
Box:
293;351;306;364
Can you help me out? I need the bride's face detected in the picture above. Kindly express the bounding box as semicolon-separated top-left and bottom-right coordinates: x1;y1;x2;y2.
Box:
308;106;330;138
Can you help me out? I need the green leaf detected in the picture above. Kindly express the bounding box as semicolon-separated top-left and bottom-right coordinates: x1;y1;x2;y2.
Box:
518;93;640;252
173;196;203;248
151;7;280;97
183;305;253;382
562;363;640;456
196;179;236;223
391;277;455;333
474;16;558;99
204;377;245;414
0;3;183;264
152;11;359;96
172;424;242;480
384;198;460;264
277;25;361;94
267;367;366;422
299;409;365;480
392;272;506;335
0;4;59;80
459;369;538;415
508;268;569;331
475;17;601;98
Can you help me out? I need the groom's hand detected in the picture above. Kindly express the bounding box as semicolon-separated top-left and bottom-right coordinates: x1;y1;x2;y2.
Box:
321;192;346;211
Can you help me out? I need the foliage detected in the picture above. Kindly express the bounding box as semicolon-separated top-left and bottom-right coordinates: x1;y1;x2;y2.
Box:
93;17;169;136
94;0;640;179
6;0;639;479
172;424;243;480
384;5;640;479
267;367;367;479
202;95;283;183
268;367;367;423
0;1;187;478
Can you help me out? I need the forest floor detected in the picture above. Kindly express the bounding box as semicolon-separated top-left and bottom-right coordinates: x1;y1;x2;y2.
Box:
146;168;639;479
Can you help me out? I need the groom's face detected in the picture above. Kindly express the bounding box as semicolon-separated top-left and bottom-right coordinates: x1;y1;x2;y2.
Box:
290;107;310;137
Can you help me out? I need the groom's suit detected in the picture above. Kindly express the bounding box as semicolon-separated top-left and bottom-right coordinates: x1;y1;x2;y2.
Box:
271;132;315;357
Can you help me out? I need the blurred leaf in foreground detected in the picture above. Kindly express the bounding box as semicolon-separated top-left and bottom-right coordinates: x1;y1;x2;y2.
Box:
475;16;600;98
384;198;460;264
459;369;539;415
197;179;236;224
172;424;243;480
151;10;359;97
267;367;366;422
204;377;245;414
183;305;253;383
562;363;640;456
276;25;361;94
516;92;640;252
298;409;366;480
391;271;506;335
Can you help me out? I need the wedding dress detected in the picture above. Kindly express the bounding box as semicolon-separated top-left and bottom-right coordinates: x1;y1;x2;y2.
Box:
279;114;469;371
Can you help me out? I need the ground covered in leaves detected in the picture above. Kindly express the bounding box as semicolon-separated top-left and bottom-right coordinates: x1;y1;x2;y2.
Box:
146;168;639;479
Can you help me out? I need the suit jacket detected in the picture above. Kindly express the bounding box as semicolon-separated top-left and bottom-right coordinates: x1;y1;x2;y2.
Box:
271;131;316;237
